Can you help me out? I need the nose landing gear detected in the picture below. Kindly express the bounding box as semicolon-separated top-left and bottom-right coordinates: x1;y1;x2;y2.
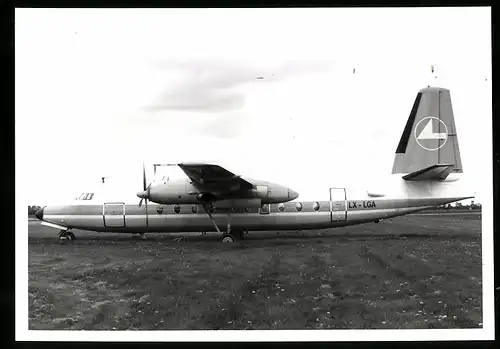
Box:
57;230;75;243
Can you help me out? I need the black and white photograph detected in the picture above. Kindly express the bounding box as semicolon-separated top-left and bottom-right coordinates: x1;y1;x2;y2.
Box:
16;6;493;341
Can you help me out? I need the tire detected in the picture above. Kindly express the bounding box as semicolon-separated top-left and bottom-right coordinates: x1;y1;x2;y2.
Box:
222;235;235;243
65;231;76;241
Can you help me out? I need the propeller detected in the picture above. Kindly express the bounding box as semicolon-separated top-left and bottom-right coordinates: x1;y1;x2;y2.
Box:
137;162;152;207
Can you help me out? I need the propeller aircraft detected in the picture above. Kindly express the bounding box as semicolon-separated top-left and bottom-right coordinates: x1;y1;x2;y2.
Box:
34;86;474;243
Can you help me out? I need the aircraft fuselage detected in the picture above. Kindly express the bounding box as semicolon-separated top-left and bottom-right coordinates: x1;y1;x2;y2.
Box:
38;177;472;234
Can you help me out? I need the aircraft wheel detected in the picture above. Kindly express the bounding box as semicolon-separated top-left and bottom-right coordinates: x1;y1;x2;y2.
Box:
222;235;235;243
58;231;75;243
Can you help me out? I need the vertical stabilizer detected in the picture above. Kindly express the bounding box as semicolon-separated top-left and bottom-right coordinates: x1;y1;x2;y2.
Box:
392;87;463;178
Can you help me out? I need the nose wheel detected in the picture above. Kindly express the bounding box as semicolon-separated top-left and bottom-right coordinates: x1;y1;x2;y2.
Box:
57;230;75;243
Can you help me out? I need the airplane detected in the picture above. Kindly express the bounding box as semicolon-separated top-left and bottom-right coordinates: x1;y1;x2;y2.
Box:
34;86;474;243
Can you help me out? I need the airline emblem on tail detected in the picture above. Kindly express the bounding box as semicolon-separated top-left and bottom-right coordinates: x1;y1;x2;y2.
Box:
414;116;448;151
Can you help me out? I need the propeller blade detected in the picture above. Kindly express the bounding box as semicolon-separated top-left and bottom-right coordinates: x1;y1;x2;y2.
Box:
138;161;148;207
142;161;147;191
138;162;156;208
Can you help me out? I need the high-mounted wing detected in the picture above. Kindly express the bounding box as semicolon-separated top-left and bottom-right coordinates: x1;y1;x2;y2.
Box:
178;163;254;191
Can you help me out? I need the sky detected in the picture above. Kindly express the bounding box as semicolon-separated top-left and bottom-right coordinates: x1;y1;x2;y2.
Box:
15;7;492;205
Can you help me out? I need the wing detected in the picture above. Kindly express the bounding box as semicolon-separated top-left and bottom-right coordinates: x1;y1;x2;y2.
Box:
178;163;254;191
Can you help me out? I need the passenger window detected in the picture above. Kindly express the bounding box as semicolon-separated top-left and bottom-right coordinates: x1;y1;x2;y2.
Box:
278;203;285;212
313;202;320;211
174;204;180;214
296;202;303;212
260;204;269;213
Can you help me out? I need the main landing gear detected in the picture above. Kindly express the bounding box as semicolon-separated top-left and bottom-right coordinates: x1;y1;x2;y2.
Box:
221;230;246;243
201;203;247;243
57;230;75;243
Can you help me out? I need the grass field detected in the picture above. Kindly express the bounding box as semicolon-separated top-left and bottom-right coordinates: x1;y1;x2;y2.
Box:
28;212;482;330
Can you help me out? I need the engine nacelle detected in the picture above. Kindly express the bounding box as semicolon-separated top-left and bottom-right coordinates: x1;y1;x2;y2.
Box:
252;185;269;199
145;178;297;206
148;179;194;204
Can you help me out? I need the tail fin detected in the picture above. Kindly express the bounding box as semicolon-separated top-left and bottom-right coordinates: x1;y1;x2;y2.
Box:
392;87;463;180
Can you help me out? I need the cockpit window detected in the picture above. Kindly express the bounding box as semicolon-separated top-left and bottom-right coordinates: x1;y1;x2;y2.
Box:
76;193;94;200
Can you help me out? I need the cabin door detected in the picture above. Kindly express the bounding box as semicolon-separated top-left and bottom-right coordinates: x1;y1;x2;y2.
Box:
329;188;347;222
103;202;126;228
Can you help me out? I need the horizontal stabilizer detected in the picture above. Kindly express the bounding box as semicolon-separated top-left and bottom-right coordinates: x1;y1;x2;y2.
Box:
402;164;455;181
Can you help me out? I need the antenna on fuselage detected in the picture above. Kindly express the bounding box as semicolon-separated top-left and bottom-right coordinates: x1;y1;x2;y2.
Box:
101;176;112;184
153;163;177;181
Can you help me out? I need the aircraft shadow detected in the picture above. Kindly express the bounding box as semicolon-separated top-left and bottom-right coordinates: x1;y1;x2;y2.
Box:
28;231;480;247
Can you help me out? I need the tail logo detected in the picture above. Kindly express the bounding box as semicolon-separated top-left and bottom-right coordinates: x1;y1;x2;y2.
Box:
414;116;448;151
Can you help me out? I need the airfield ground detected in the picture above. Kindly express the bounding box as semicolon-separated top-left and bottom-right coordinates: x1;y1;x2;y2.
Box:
27;212;482;330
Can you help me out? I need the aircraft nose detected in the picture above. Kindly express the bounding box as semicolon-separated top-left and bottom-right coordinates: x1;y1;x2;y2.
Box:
288;188;299;200
34;207;44;221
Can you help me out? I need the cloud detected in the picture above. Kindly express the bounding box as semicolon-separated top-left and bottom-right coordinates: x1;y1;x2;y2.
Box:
191;112;248;139
144;59;334;112
147;88;246;112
